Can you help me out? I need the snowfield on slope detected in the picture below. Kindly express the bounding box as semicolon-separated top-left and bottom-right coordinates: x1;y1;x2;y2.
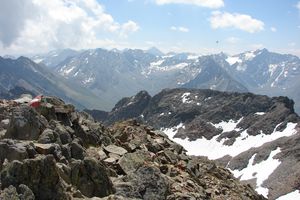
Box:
162;120;297;159
232;148;281;198
162;120;298;198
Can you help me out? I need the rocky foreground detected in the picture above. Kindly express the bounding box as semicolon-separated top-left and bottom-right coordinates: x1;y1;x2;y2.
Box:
0;97;265;199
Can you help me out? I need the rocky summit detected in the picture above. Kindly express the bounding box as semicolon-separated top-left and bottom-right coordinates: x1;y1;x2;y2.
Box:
0;96;265;199
86;88;300;199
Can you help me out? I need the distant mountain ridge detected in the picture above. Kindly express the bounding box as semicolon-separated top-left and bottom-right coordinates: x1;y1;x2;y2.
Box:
33;47;247;110
0;56;101;109
31;47;300;113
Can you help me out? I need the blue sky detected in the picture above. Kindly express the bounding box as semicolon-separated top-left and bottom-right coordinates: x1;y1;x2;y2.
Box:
0;0;299;56
102;0;300;55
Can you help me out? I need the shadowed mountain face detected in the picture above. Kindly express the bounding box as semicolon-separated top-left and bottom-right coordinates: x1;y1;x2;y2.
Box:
0;56;101;109
86;88;300;199
182;56;248;92
224;49;300;113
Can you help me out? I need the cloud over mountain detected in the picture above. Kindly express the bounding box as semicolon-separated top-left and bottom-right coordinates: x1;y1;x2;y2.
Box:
0;0;139;54
210;11;264;33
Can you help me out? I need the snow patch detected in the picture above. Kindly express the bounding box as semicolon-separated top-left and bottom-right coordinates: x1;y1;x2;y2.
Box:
150;59;164;66
63;66;75;75
82;76;95;84
162;54;175;58
210;118;243;133
269;64;278;76
162;122;297;160
145;61;189;75
204;97;212;101
276;190;300;200
33;58;44;63
255;112;265;115
74;71;79;77
210;85;217;90
181;92;191;103
232;148;281;198
187;55;199;60
226;56;242;65
244;51;255;61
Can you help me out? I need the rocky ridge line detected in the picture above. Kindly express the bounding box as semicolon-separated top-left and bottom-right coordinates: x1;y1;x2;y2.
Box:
0;97;265;199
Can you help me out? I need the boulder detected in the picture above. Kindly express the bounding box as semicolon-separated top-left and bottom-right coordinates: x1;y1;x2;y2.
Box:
86;147;107;161
70;141;86;160
70;157;114;197
5;105;47;140
0;139;28;163
0;184;40;200
115;166;170;200
50;121;72;144
0;155;69;200
104;145;127;156
118;150;151;174
37;128;57;144
34;143;57;155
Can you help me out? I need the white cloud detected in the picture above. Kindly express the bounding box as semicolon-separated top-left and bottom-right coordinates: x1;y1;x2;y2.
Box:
155;0;224;9
120;20;140;38
297;1;300;10
210;11;264;33
0;0;139;54
226;37;240;44
170;26;189;32
270;27;277;32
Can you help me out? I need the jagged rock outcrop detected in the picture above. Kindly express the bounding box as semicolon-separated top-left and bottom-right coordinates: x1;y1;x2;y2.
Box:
0;96;265;199
86;88;300;199
88;88;298;140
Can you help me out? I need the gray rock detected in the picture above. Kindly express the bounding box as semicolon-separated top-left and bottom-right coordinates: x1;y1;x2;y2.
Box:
70;157;114;197
5;105;47;140
0;185;19;200
70;141;86;160
0;155;69;200
116;166;170;200
0;139;28;163
34;143;57;155
104;145;127;156
118;150;151;175
18;184;35;200
37;128;57;144
0;119;9;129
50;121;73;144
86;147;107;161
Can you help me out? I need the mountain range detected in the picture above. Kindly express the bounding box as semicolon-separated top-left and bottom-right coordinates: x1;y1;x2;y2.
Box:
1;46;300;199
0;56;100;109
86;88;300;199
30;47;300;113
